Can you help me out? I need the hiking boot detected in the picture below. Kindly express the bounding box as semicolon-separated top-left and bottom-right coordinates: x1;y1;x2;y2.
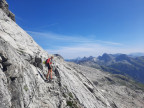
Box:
49;78;54;82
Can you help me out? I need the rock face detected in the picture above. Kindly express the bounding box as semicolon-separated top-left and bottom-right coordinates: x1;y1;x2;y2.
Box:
0;0;15;21
0;2;144;108
68;62;144;108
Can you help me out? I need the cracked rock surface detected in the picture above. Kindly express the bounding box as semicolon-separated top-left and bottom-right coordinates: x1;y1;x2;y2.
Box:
0;0;15;21
0;1;144;108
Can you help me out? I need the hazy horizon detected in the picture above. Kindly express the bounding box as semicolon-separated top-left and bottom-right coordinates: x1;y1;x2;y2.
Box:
64;52;144;59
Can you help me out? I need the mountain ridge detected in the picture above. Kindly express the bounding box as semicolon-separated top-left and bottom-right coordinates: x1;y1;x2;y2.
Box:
66;53;144;84
0;0;144;108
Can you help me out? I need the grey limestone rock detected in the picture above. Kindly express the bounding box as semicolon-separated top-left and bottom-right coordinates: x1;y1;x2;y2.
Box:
35;57;42;63
54;54;64;60
0;63;2;69
0;2;144;108
2;61;11;67
0;0;15;21
0;56;2;62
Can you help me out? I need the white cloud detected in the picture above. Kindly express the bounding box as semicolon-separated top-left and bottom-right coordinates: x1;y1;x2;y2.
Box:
46;43;144;59
15;16;23;21
27;31;144;59
28;23;58;30
27;31;122;45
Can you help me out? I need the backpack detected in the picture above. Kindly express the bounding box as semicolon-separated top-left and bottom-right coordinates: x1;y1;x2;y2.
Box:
45;58;51;65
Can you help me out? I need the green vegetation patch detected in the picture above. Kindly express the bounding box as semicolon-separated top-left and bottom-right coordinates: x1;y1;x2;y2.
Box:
24;85;28;91
67;100;73;106
69;92;73;98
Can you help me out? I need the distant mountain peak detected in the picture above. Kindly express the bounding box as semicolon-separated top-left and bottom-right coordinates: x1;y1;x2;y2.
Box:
115;54;130;61
98;53;113;62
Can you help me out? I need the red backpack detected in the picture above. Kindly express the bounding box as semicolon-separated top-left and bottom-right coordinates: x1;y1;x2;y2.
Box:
46;58;51;64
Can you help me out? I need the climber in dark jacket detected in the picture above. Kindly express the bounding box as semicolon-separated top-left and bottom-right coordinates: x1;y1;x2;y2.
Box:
46;56;53;81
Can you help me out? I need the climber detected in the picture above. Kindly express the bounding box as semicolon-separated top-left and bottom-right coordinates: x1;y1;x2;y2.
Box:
46;56;54;81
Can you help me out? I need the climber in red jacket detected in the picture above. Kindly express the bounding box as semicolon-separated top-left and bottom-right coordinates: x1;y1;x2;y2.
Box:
46;56;53;81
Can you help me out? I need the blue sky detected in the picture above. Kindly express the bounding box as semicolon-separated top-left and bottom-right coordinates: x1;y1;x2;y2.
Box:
7;0;144;59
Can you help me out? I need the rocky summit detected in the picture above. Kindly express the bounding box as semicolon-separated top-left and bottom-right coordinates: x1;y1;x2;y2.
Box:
0;0;144;108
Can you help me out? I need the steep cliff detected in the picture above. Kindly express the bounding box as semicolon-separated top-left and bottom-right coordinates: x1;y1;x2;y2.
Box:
0;1;144;108
0;0;15;21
